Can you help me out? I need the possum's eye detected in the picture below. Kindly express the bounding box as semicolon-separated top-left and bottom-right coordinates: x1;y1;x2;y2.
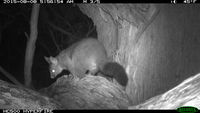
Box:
51;69;55;73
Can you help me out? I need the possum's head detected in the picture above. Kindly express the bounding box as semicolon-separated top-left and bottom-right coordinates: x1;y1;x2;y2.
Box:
44;56;63;79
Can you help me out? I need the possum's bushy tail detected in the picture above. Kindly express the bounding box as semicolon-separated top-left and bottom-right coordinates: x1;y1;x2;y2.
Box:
101;62;128;87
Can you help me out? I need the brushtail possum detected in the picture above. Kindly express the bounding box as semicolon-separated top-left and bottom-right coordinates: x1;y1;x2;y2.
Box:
45;38;128;87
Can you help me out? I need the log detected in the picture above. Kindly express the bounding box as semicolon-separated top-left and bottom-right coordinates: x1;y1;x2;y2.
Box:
41;74;130;109
0;80;63;109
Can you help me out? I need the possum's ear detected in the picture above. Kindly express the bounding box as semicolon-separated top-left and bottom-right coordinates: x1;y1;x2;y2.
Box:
44;56;58;65
44;56;50;64
49;56;58;65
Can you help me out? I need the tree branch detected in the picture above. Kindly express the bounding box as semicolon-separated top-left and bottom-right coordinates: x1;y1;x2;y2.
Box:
24;4;40;88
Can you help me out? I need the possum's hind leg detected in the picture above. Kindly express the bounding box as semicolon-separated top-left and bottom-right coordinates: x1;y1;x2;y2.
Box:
85;68;98;76
86;69;113;82
85;62;99;76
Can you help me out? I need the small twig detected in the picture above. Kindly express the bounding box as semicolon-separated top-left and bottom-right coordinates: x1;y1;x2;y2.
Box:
48;27;61;52
86;25;95;37
0;65;24;87
24;32;29;40
48;7;75;34
48;21;73;37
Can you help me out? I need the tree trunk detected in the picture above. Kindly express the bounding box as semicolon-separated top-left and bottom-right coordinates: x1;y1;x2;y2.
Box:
24;4;40;88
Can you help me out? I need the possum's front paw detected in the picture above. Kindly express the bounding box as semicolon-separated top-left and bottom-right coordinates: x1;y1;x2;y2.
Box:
63;74;80;82
63;74;74;80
